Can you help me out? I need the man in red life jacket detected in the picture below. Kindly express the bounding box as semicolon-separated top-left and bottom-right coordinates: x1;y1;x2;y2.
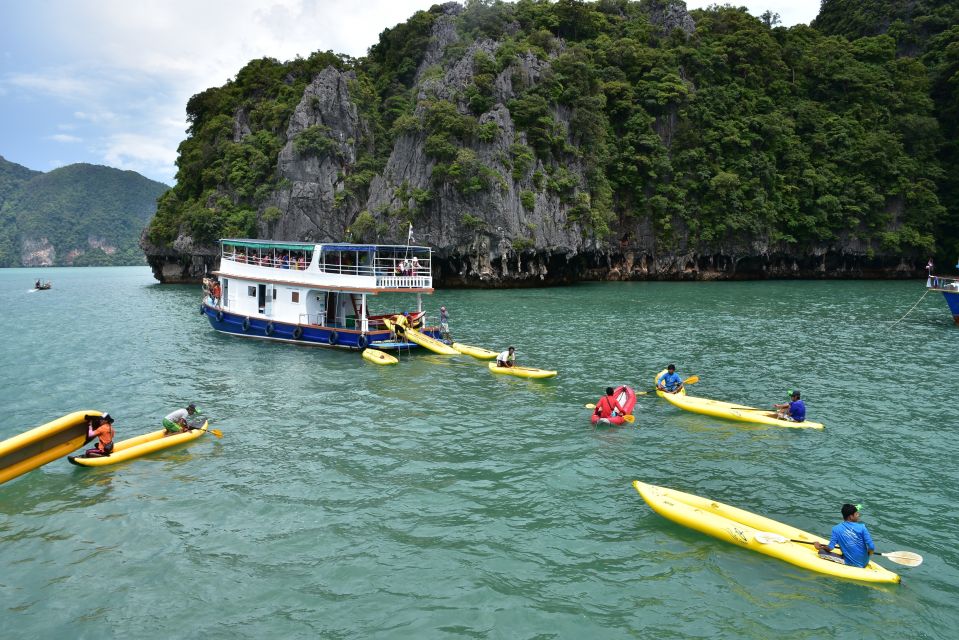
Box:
594;387;626;420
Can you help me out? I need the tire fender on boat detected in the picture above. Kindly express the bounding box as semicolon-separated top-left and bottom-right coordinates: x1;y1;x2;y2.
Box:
357;334;369;349
328;331;339;345
292;326;303;340
265;322;275;336
215;310;224;322
242;317;250;332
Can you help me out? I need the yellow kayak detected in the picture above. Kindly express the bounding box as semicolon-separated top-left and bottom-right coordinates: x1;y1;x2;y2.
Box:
68;421;210;467
1;410;102;484
362;348;398;365
384;316;458;355
660;392;824;429
487;362;557;379
654;370;823;429
451;342;498;359
632;481;900;584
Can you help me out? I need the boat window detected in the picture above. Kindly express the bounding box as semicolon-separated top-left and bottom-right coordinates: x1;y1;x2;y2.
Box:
292;292;300;303
248;286;256;297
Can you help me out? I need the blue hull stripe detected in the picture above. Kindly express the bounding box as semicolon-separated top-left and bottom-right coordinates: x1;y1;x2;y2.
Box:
200;305;441;347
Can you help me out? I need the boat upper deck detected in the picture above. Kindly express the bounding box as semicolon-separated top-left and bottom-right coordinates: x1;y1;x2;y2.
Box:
213;239;433;293
928;274;959;292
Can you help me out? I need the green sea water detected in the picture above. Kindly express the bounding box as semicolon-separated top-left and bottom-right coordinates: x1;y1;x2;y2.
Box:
1;266;957;639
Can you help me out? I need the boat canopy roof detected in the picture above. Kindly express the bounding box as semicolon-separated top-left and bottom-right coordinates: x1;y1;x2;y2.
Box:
221;239;315;252
219;239;431;254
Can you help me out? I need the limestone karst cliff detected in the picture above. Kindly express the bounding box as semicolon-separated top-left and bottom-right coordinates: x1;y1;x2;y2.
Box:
142;1;951;285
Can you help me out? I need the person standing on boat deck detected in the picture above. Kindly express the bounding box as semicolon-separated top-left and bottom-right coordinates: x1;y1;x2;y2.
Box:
594;387;626;420
162;403;200;434
84;414;115;457
496;346;516;368
212;280;222;307
35;279;41;289
814;504;875;567
440;306;451;341
411;256;420;274
774;390;805;422
656;364;683;394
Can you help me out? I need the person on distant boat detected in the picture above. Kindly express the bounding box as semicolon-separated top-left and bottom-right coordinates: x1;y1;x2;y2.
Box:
212;280;222;307
439;306;451;341
162;403;200;434
814;504;875;568
656;364;683;394
774;390;805;422
496;346;516;368
35;280;42;289
84;413;115;457
411;256;420;274
594;387;626;421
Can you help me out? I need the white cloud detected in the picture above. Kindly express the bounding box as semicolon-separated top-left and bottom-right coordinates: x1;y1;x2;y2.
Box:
47;133;82;143
4;1;823;183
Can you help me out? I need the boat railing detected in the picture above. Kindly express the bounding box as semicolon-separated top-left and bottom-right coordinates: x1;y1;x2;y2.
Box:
927;275;959;291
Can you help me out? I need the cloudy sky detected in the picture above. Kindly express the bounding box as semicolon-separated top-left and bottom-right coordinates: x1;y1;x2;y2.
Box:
0;1;821;185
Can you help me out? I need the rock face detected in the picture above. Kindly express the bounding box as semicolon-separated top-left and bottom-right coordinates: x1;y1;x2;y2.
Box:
143;2;930;285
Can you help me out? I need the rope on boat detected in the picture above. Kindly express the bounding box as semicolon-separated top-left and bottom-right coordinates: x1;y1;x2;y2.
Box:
888;288;930;327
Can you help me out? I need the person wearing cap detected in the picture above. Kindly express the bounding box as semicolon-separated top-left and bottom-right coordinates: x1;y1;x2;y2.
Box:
496;346;516;368
656;364;683;394
439;305;451;342
162;403;200;434
84;413;115;457
814;504;875;567
774;390;806;422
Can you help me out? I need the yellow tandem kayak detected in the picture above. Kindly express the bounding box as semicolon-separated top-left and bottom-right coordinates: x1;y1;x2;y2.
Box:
487;362;557;379
632;480;900;584
384;316;458;355
654;370;823;429
68;421;210;467
362;348;398;365
451;342;498;359
1;410;102;484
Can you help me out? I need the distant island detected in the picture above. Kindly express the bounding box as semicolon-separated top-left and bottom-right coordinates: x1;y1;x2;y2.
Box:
141;0;959;285
0;156;169;267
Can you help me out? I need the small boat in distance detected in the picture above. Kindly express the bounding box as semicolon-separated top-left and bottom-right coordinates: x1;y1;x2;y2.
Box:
927;264;959;324
34;280;52;290
200;239;442;350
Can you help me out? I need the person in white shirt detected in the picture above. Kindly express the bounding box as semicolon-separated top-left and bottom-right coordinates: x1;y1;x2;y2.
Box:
496;346;516;368
162;403;200;434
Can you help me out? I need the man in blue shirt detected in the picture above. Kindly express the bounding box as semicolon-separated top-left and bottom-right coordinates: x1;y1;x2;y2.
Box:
656;364;683;394
814;504;875;567
774;390;806;422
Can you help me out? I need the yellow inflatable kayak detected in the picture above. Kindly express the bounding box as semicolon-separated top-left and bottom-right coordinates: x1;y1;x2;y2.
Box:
451;342;498;359
487;362;557;379
362;348;398;365
68;421;210;467
1;410;102;484
632;481;900;584
659;392;824;429
654;370;823;429
384;316;458;355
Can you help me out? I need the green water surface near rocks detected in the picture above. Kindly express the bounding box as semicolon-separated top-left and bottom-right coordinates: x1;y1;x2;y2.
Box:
1;267;957;639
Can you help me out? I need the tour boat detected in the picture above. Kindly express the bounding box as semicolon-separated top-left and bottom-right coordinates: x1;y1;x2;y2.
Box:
200;239;441;350
927;266;959;325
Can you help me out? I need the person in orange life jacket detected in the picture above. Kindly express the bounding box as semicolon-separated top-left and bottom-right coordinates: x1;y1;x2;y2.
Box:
594;387;626;420
84;414;115;457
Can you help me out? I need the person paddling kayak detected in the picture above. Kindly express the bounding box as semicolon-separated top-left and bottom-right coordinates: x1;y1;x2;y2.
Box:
594;387;626;421
774;390;806;422
656;364;683;393
814;503;875;567
162;403;201;434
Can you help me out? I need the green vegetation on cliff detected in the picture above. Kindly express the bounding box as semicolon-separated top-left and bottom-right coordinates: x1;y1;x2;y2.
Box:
0;161;169;266
146;0;955;261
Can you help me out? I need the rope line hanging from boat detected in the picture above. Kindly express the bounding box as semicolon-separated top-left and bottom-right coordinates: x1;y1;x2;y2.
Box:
888;288;929;328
